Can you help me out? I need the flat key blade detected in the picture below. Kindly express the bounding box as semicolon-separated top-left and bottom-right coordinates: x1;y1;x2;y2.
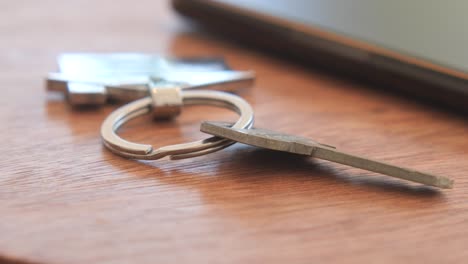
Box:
311;146;453;189
201;121;453;189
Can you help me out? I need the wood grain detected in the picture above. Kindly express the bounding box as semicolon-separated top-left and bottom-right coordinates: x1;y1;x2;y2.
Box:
1;1;468;264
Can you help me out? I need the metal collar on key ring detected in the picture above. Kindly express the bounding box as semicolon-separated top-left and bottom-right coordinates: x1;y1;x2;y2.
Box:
101;84;254;160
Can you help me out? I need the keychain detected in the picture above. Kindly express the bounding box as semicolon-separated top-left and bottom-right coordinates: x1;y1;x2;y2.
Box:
47;53;256;159
49;54;453;189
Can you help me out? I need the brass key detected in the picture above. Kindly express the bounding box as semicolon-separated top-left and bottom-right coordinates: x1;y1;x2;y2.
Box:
200;121;453;189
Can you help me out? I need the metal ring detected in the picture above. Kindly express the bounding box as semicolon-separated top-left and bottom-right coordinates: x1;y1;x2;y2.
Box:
101;90;254;160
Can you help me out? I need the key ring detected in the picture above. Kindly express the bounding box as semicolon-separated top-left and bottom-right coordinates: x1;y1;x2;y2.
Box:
101;84;254;160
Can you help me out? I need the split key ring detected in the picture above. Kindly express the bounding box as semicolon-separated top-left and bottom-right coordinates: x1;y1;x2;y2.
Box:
101;83;254;160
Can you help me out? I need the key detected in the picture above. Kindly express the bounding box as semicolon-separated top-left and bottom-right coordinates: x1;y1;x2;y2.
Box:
200;121;454;189
46;53;254;106
47;70;255;106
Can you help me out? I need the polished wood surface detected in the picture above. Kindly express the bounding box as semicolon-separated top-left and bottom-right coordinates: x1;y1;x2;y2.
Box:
1;1;468;263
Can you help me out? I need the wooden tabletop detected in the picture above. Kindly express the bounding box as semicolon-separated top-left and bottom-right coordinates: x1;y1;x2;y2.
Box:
2;1;468;263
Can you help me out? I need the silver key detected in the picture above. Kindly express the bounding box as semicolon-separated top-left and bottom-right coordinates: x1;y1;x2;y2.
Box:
47;70;255;106
46;53;254;106
200;121;454;189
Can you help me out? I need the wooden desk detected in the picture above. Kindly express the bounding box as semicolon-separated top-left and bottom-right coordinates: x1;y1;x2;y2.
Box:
1;1;467;263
